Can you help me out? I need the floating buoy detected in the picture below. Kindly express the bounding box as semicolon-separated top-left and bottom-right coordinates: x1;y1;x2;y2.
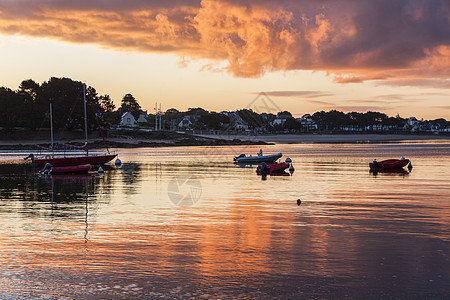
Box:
98;165;104;173
115;158;122;165
297;199;301;206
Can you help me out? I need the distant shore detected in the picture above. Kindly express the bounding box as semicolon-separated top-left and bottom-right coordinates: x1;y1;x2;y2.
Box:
0;129;449;150
0;129;269;150
195;133;450;144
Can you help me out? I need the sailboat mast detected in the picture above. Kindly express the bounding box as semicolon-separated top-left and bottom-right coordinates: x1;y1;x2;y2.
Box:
50;102;54;158
83;83;88;146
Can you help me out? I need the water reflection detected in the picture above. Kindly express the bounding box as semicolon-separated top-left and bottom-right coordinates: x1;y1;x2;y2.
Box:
371;169;410;176
0;143;449;298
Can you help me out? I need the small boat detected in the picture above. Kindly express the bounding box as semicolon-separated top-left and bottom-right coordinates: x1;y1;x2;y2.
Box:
257;162;290;174
369;158;410;171
234;152;282;164
31;154;117;167
49;164;91;174
25;83;117;167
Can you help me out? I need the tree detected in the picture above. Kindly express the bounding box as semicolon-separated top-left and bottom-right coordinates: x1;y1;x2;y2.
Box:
237;109;265;128
40;77;85;130
18;79;41;130
284;118;303;132
0;87;25;129
99;95;115;113
120;94;141;119
198;113;229;130
277;111;293;117
186;107;208;117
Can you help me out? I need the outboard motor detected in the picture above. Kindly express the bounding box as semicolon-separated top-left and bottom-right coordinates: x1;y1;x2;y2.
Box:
233;153;246;161
24;153;34;160
260;162;269;174
39;163;53;174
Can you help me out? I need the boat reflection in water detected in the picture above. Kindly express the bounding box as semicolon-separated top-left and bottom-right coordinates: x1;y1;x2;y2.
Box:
1;142;449;299
370;168;410;176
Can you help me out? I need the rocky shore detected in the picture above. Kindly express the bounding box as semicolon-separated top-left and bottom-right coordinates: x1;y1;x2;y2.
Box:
0;129;269;150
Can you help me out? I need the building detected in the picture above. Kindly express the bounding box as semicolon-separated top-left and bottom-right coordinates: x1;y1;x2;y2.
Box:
120;112;137;127
228;112;249;131
178;116;193;129
296;117;318;130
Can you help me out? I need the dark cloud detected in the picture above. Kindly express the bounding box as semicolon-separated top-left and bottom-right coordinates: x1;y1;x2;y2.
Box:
0;0;448;79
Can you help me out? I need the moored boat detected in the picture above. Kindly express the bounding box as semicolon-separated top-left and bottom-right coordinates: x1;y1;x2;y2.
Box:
234;152;282;164
31;153;117;166
24;83;117;167
370;158;410;171
256;162;290;174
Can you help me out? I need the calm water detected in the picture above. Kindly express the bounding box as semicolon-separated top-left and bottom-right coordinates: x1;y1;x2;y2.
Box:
0;141;449;298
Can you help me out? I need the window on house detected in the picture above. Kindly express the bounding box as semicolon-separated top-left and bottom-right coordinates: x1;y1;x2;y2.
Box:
127;118;131;122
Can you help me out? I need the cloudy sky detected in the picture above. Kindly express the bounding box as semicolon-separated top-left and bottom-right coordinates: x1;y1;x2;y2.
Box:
0;0;449;118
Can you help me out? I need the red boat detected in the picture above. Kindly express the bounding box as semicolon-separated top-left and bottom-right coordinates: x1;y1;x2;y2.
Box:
369;159;410;171
25;84;117;167
257;162;290;174
31;154;117;166
49;164;91;174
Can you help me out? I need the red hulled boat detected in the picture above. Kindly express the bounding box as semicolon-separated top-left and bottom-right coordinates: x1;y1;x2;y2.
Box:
31;153;117;166
257;162;290;174
369;159;410;171
25;83;117;167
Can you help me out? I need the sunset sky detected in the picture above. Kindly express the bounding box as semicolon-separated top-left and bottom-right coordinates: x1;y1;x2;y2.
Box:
0;0;449;119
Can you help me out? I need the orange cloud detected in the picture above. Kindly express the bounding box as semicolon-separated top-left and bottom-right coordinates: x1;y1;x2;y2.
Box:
0;0;448;82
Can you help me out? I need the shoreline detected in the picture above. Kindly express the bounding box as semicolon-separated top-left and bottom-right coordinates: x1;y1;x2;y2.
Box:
194;133;450;144
1;132;449;150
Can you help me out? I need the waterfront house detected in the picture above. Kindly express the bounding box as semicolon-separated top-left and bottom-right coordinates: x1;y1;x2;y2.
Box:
296;117;318;130
120;112;137;127
228;112;249;131
178;116;193;129
272;113;293;127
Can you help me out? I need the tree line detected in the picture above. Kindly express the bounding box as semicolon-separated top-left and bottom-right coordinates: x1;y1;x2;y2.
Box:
1;77;448;133
0;77;141;131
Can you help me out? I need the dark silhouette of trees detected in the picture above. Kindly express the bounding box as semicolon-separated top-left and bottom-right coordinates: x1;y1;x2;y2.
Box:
284;118;303;132
198;113;229;130
18;79;42;130
1;76;448;135
0;87;25;129
237;109;265;128
120;94;141;119
100;95;115;113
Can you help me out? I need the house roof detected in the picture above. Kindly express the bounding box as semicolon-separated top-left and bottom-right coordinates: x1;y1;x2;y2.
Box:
121;111;134;119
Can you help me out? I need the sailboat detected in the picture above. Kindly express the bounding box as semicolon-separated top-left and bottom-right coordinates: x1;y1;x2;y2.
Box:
26;83;117;166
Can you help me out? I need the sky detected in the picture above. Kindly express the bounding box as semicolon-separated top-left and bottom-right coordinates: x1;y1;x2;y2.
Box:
0;0;449;119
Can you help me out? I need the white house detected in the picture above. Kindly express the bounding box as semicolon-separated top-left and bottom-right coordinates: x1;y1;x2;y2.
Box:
407;117;419;127
296;117;318;130
272;114;292;126
120;112;137;127
228;112;249;131
178;116;193;128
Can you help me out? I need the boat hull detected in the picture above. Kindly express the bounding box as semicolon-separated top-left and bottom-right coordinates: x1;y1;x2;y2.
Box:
50;164;91;174
370;159;410;170
32;154;117;166
257;162;290;174
236;153;282;164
